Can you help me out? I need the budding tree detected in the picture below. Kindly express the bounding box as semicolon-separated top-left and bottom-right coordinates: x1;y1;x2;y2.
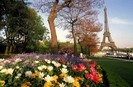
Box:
58;0;102;55
75;19;102;55
34;0;73;54
34;0;102;54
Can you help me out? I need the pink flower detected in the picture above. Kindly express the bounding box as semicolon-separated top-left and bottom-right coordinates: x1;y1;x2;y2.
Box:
72;65;78;70
89;62;97;74
60;59;65;64
90;67;97;74
89;73;99;83
85;73;90;79
77;67;82;72
78;63;86;72
91;61;96;68
86;85;90;87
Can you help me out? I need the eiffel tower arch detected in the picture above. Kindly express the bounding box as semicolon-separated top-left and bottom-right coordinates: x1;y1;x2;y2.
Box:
99;0;117;51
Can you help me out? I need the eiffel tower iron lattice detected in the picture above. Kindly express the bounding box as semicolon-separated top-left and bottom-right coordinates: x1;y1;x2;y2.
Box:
99;1;117;50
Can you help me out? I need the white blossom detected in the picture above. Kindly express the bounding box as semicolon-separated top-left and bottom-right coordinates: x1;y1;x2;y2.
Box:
16;66;20;69
34;61;39;64
44;59;48;62
15;58;22;63
6;68;14;75
38;72;44;79
0;68;14;75
0;59;4;62
64;76;74;83
44;75;53;82
38;66;43;71
59;83;66;87
51;61;56;65
17;73;22;77
0;66;3;70
52;61;61;67
38;65;47;71
0;68;7;73
47;66;53;71
25;71;32;77
62;65;67;68
44;59;51;64
61;68;68;74
41;65;47;69
47;60;51;64
54;62;61;67
15;73;22;79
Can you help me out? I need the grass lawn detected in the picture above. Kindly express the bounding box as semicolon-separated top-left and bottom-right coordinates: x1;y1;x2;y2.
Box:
90;57;133;87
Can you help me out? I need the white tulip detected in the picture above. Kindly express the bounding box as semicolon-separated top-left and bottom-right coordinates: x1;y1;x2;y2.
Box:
0;66;3;70
6;68;14;75
64;76;74;83
60;68;68;74
25;71;32;77
38;72;44;79
62;65;67;68
59;83;66;87
34;61;39;64
15;58;22;63
47;66;53;71
44;75;53;82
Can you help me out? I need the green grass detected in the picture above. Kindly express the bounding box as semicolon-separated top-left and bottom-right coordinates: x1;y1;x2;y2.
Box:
90;57;133;87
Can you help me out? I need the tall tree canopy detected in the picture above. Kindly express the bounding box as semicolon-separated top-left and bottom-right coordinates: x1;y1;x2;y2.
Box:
34;0;102;54
0;0;49;54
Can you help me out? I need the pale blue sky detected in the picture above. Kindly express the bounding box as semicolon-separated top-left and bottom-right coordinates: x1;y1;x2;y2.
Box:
34;0;133;48
98;0;133;48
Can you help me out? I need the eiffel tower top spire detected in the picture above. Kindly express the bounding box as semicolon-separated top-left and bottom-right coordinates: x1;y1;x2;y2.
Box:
104;0;109;32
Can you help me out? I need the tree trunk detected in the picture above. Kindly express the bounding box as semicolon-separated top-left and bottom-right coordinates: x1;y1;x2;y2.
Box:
12;40;16;53
77;38;83;53
72;24;77;56
5;45;13;55
48;14;58;54
9;45;13;54
5;45;9;54
88;46;91;56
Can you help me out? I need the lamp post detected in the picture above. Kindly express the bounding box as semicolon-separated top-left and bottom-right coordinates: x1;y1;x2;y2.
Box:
126;47;130;59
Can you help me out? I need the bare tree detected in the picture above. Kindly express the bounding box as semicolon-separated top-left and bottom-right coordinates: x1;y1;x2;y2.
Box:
34;0;73;54
58;0;102;55
34;0;102;54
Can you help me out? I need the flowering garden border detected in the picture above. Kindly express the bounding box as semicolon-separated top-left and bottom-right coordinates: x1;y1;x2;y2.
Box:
0;53;109;87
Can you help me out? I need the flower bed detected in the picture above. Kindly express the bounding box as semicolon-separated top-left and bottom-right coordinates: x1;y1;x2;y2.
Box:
0;53;108;87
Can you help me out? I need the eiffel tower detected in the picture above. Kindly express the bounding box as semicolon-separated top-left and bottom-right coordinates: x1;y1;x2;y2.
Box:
99;1;117;50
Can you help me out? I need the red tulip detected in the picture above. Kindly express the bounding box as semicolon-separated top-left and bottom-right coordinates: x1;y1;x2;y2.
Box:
72;65;78;70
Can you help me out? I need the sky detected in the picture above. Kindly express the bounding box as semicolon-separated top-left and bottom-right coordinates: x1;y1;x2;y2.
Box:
98;0;133;48
36;0;133;48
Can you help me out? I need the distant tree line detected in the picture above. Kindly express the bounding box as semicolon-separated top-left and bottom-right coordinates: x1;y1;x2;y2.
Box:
117;48;133;53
